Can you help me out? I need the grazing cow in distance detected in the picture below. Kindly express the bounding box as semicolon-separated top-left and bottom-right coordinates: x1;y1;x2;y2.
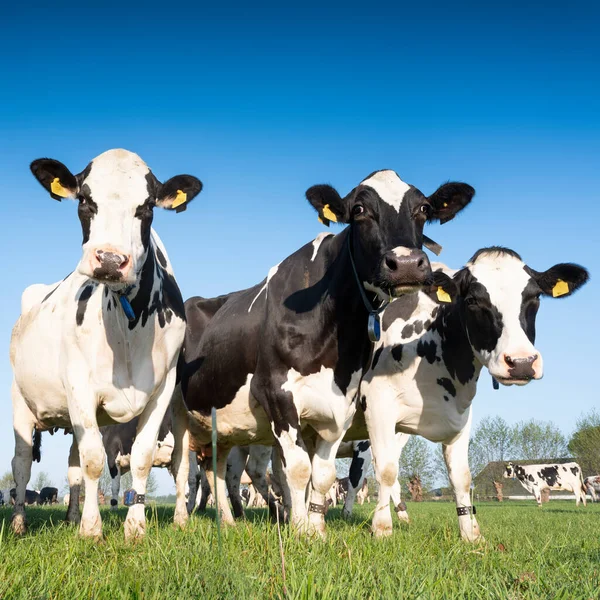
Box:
10;149;202;539
38;487;58;505
356;247;588;540
173;169;475;536
505;462;588;506
10;488;39;505
584;476;600;501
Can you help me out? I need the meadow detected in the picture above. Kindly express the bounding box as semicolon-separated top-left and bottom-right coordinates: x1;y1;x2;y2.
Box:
1;501;598;599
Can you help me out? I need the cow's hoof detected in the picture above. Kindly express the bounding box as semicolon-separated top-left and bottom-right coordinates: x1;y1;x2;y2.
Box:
341;508;351;520
395;510;410;524
372;525;393;538
79;522;102;540
124;518;146;541
11;513;26;535
173;508;189;530
65;511;81;525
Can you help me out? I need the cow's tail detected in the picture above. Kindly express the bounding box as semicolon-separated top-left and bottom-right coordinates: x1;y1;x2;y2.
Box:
32;428;42;463
580;471;589;503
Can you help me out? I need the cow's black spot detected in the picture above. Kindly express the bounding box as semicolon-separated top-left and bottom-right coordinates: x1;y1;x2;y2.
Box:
76;285;94;326
361;395;367;410
571;466;579;476
444;395;449;402
77;183;98;246
401;323;414;339
382;292;419;331
156;246;168;268
563;467;567;471
349;449;365;488
539;466;559;487
391;344;403;363
437;377;457;398
372;347;383;369
417;339;437;364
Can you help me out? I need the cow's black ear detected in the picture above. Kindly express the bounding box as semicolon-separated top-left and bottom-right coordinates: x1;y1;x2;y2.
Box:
30;159;79;201
156;175;203;212
531;263;589;298
427;182;475;224
426;269;458;304
306;184;349;226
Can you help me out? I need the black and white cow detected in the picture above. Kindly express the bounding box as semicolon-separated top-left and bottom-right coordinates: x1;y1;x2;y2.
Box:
504;462;588;505
356;248;588;540
101;411;174;509
10;488;39;506
9;149;202;539
172;170;474;536
38;487;59;505
584;475;600;501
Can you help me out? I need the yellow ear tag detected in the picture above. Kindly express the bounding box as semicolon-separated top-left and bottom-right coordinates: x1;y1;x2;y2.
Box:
442;202;448;208
552;279;569;297
436;287;451;303
50;178;72;198
322;204;337;222
171;189;187;209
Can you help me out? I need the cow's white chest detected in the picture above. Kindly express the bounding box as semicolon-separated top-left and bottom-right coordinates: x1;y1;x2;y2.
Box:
282;366;361;442
12;275;183;428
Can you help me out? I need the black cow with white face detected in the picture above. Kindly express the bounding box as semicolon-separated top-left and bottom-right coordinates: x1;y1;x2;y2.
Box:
359;247;588;540
172;170;474;535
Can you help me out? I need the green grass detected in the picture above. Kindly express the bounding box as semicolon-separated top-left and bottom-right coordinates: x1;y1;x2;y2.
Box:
1;501;599;599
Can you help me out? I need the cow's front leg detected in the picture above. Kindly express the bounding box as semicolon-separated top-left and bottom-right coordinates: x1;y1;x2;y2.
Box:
65;436;82;524
443;418;482;542
308;435;347;538
390;433;410;523
343;440;372;520
11;382;36;535
365;405;400;537
171;384;190;529
124;371;177;540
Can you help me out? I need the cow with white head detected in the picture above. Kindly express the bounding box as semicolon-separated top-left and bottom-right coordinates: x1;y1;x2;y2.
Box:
10;149;202;539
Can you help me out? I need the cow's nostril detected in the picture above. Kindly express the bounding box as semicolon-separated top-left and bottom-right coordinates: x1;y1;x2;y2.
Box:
504;354;514;367
119;256;129;270
385;256;398;272
416;256;427;271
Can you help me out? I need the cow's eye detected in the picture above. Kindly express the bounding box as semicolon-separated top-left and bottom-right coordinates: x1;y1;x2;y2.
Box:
78;196;87;205
351;204;364;217
464;297;477;307
420;204;432;217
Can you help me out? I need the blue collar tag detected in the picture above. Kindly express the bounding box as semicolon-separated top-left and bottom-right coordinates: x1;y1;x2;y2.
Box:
118;291;136;322
368;313;381;342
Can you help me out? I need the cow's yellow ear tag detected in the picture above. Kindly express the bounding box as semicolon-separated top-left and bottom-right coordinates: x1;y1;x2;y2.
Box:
322;204;337;222
442;202;448;208
171;189;187;209
436;287;451;303
552;279;569;297
50;178;72;198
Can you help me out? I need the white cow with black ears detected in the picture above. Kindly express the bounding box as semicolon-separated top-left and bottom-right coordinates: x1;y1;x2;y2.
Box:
10;149;202;539
358;247;588;541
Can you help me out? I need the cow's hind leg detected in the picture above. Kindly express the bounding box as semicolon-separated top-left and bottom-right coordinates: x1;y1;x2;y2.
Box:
109;464;121;511
202;449;236;525
11;382;36;535
226;446;249;519
171;385;191;529
65;436;82;524
343;441;371;520
246;445;284;522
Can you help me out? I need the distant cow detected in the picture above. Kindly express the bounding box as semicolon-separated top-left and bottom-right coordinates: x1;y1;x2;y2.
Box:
584;476;600;501
504;462;588;506
38;487;58;505
10;488;39;505
356;479;370;505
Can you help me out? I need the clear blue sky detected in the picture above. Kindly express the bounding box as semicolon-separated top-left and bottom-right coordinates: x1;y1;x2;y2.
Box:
1;2;598;494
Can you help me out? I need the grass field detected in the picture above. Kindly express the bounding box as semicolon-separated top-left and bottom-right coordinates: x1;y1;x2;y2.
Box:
1;501;599;599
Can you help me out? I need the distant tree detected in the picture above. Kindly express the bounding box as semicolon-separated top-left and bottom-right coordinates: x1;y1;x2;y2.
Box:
469;416;516;477
32;471;53;490
568;409;600;475
512;419;567;460
399;436;434;493
432;445;450;488
0;471;15;490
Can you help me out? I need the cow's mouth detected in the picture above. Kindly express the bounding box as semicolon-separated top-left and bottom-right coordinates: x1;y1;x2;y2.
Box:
389;283;423;297
493;375;534;386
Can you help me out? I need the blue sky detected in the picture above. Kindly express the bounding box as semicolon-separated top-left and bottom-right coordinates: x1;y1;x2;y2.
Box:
0;2;598;494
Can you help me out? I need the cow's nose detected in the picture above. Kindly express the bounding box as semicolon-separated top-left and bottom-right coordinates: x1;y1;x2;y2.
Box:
92;249;131;280
503;354;538;380
382;249;431;285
